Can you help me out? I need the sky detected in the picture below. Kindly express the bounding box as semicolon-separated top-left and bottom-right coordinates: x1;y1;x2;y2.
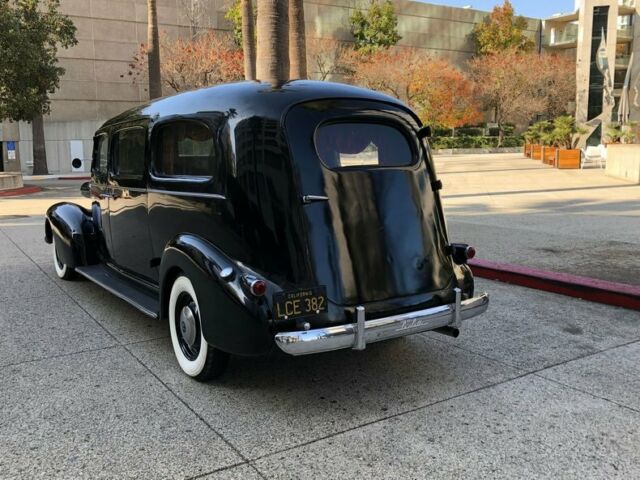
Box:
422;0;576;19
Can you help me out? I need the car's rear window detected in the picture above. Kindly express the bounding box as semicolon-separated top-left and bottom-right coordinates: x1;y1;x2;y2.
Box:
315;122;414;169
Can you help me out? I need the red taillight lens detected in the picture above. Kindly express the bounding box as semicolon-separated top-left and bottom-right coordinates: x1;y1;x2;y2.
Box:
250;279;267;297
465;246;476;260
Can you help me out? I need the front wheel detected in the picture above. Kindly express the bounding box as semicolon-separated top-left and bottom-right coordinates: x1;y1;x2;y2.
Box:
169;275;229;381
52;239;76;280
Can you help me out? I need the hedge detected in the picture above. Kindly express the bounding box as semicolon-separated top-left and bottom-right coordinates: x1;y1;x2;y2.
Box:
430;135;524;149
432;125;516;138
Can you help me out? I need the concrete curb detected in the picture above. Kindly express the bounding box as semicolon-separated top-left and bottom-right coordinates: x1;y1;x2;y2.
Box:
469;258;640;311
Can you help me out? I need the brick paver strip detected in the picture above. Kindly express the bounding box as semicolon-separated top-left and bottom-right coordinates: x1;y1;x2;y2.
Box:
469;258;640;311
0;185;42;197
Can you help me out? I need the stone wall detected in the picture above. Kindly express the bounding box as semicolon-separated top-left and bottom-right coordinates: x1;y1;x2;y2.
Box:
606;144;640;183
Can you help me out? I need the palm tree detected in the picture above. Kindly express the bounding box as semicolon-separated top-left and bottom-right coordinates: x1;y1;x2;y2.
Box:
241;0;256;80
256;0;289;86
288;0;306;79
147;0;162;99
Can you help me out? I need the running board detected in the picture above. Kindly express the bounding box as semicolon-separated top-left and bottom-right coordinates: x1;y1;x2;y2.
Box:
75;264;159;318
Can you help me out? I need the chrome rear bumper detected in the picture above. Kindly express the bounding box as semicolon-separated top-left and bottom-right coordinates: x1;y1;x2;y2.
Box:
274;289;489;356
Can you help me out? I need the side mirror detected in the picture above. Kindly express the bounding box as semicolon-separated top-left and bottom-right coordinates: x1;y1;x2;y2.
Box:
417;126;432;140
80;181;91;199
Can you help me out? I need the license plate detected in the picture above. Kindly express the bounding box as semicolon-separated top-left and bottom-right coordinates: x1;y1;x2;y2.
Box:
273;286;327;320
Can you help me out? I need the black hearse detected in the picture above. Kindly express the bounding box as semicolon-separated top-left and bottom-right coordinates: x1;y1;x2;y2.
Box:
45;80;489;380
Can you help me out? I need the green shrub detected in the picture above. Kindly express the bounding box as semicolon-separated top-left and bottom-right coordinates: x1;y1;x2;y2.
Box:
430;135;523;149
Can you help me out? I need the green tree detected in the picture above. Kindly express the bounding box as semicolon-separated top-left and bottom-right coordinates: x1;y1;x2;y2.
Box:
225;0;244;47
226;0;257;48
0;0;77;175
349;0;401;54
473;0;534;56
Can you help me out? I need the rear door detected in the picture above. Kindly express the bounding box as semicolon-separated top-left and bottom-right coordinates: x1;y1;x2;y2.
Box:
285;100;455;309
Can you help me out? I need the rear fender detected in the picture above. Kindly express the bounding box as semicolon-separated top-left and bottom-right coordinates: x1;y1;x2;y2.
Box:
45;202;99;268
159;234;272;356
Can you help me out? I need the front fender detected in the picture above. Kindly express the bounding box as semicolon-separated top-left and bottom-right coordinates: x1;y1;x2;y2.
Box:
45;202;98;268
159;234;273;356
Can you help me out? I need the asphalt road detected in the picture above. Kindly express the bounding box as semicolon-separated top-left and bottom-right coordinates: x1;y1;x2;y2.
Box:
0;156;639;478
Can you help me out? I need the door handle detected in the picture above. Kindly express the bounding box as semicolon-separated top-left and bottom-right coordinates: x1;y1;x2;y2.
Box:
302;195;329;204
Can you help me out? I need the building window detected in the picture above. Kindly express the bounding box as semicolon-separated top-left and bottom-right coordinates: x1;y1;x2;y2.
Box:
587;6;610;121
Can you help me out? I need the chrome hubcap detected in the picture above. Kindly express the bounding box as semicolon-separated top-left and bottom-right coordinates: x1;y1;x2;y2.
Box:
179;305;197;347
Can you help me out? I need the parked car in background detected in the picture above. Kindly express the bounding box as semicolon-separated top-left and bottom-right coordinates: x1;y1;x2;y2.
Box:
45;80;489;380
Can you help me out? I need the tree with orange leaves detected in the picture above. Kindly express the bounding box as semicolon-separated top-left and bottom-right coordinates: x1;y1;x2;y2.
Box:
469;49;575;145
350;48;481;129
126;30;244;94
473;0;535;56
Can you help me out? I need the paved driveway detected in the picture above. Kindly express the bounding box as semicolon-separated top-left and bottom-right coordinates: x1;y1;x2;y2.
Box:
1;160;639;479
438;153;640;285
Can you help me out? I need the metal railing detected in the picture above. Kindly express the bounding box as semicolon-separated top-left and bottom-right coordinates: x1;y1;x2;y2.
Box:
617;24;634;40
615;53;631;67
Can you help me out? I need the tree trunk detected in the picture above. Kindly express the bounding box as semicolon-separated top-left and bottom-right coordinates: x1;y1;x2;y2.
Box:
242;0;256;80
31;114;48;175
147;0;163;99
256;0;289;86
288;0;306;79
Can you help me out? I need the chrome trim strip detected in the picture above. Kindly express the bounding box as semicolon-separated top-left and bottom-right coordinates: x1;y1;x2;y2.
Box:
147;189;226;200
274;293;489;356
97;184;226;200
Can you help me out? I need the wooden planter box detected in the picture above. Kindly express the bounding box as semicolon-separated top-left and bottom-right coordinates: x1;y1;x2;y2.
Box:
524;144;532;157
556;149;581;169
543;146;557;166
531;144;543;160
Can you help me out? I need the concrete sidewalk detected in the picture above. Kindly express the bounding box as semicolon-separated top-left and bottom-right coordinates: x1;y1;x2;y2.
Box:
437;153;640;286
1;208;640;478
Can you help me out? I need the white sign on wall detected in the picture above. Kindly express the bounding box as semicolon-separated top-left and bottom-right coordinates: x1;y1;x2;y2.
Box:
7;141;16;160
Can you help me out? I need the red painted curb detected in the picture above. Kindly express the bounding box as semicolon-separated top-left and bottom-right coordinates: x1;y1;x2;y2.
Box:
0;185;42;197
469;258;640;311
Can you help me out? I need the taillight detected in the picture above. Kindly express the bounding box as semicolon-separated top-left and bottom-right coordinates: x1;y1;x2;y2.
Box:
449;243;476;264
249;279;267;297
465;246;476;260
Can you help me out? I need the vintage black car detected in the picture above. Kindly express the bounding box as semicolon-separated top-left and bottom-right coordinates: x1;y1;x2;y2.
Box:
45;80;489;380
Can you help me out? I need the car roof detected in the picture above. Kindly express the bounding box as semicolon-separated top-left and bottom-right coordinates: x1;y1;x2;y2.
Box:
100;80;411;129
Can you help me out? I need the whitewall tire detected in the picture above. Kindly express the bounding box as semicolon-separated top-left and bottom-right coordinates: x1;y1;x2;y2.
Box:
52;239;75;280
169;275;229;381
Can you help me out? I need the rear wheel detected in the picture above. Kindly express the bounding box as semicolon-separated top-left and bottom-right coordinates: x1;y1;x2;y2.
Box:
52;239;76;280
169;275;229;381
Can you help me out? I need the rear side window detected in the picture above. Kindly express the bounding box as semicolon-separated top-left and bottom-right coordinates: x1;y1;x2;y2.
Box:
315;122;414;169
154;122;215;177
112;128;146;177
